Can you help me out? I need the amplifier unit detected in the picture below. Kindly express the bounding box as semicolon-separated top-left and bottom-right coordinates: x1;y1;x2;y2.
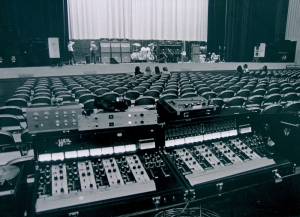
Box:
78;106;158;131
157;97;221;122
26;104;82;133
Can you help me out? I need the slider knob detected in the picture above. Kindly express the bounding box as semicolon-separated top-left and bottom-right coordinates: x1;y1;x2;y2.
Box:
39;177;44;184
60;188;64;193
141;171;144;175
112;168;116;173
54;176;58;181
90;183;93;188
60;174;63;180
87;172;91;176
59;164;63;169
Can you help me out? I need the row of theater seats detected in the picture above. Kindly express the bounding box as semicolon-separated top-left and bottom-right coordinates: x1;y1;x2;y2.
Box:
248;69;300;81
2;69;300;154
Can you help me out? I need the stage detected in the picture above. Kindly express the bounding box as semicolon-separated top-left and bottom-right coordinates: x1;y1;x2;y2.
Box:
0;62;292;79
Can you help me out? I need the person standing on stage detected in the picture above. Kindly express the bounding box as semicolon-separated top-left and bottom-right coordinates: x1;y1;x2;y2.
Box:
90;41;98;64
68;41;76;65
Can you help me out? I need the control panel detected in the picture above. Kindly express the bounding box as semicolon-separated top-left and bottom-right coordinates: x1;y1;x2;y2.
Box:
78;106;158;131
26;104;82;133
36;152;187;214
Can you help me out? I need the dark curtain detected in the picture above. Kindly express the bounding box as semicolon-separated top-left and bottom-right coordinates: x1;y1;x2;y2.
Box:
208;0;289;62
0;0;69;66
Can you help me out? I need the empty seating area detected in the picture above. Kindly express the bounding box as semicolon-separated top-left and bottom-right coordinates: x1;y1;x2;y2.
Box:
1;68;300;152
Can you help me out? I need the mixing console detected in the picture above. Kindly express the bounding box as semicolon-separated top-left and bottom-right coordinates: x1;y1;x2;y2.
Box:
165;134;277;186
35;152;187;215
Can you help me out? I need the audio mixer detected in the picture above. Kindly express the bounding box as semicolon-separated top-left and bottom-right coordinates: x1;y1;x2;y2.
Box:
162;110;296;200
31;126;188;217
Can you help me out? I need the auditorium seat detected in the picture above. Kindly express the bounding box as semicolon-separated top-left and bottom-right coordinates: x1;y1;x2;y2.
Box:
262;93;281;107
245;106;261;114
67;83;80;91
34;92;51;98
134;96;156;106
139;83;151;89
261;104;282;114
210;98;225;108
82;83;95;89
12;94;31;102
52;87;68;95
235;89;251;99
56;94;75;102
94;88;110;96
114;87;128;96
294;86;300;94
133;86;147;94
98;82;110;88
71;86;86;94
180;92;198;98
255;83;267;89
180;88;195;96
115;82;126;87
201;91;218;100
159;93;178;101
15;89;31;96
197;87;211;95
6;98;28;108
143;90;160;99
54;91;71;97
280;92;298;105
224;96;245;108
74;90;91;98
244;95;264;108
162;89;178;96
125;90;140;100
0;114;24;131
107;84;119;92
83;99;96;110
281;101;300;113
251;88;266;96
281;87;294;95
242;84;255;92
149;86;164;93
0;131;16;152
218;90;234;100
267;87;280;95
89;85;102;93
0;106;24;117
213;86;226;94
228;85;241;93
79;94;97;104
31;96;51;105
98;92;119;101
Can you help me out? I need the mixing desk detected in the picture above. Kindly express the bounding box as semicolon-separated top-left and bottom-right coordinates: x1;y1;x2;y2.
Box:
162;109;296;200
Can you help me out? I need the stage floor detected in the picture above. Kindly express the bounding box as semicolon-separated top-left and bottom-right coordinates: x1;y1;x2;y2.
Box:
0;62;291;79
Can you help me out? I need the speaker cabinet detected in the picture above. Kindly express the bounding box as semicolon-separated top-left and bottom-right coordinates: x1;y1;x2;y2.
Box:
111;42;121;52
100;42;110;53
191;54;200;62
121;53;131;63
121;42;130;53
101;52;111;63
111;53;121;63
191;45;200;54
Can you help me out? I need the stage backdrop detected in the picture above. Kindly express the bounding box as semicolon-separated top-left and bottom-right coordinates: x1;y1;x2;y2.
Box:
67;0;208;41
